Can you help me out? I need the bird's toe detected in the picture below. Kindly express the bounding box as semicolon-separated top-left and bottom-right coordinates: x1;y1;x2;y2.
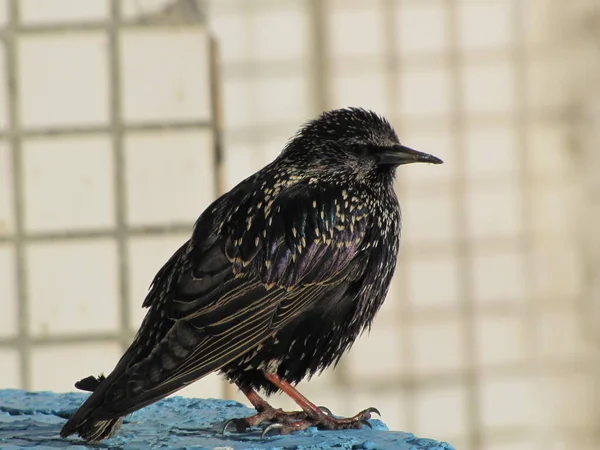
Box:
261;419;316;437
222;417;254;433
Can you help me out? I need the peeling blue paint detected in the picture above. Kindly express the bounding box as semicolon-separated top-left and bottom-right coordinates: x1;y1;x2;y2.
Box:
0;389;455;449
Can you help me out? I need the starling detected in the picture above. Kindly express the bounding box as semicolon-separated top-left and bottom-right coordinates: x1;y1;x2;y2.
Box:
60;107;442;442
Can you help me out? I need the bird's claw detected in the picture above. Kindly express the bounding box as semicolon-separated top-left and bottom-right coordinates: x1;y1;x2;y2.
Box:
222;418;249;434
346;406;380;425
317;405;333;416
363;407;381;417
222;419;234;434
261;423;285;438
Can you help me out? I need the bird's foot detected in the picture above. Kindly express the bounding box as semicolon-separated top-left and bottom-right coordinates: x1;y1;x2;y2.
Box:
223;405;308;433
261;406;380;437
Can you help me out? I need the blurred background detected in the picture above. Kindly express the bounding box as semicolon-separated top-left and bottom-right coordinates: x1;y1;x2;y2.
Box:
0;0;598;449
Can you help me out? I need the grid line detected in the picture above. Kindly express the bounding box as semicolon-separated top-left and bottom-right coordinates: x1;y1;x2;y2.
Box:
1;21;213;34
390;0;418;433
209;37;226;197
108;0;131;352
217;45;563;80
0;121;211;139
5;0;31;390
446;1;481;448
0;224;195;243
513;0;537;366
307;0;330;113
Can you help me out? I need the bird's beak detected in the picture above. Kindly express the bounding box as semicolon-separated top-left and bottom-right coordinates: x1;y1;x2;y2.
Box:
376;144;444;166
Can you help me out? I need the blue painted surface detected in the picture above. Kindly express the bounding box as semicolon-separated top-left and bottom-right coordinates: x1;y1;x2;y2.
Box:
0;389;455;449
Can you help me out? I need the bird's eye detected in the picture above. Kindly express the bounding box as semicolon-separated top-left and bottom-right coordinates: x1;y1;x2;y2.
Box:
357;145;371;157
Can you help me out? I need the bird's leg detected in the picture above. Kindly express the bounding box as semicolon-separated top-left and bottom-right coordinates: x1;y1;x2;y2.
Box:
222;384;307;433
260;371;380;436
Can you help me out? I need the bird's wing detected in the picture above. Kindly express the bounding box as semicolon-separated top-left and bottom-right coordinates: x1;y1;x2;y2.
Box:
79;181;370;421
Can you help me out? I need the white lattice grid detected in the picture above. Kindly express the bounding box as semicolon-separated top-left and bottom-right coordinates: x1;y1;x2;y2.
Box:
0;0;227;414
0;1;597;450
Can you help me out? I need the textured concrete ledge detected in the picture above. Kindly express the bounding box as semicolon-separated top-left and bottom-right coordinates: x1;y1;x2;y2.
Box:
0;389;455;449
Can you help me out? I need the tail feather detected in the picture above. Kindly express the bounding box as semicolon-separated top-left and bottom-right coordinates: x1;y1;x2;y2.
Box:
60;374;123;442
72;417;124;443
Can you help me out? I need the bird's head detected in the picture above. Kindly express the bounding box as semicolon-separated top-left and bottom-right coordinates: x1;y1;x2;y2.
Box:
282;107;443;179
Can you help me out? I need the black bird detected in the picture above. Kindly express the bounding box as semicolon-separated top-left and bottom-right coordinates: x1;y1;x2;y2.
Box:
60;107;442;442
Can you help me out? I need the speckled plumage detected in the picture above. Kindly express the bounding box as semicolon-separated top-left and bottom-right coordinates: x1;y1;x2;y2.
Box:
60;107;442;443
